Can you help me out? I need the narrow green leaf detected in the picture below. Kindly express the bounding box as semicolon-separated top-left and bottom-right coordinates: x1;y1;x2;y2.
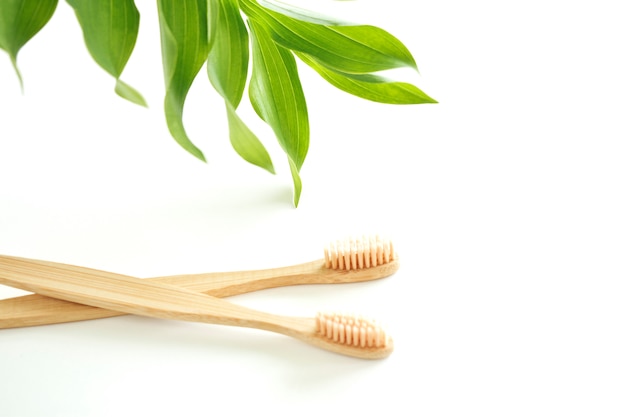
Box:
255;0;347;25
241;0;417;74
248;18;309;206
66;0;146;106
157;0;209;162
226;103;275;174
0;0;58;88
115;79;147;107
207;0;248;106
288;158;302;207
207;0;274;174
297;52;437;104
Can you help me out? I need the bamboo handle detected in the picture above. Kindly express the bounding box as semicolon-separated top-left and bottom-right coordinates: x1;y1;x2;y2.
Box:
0;257;399;329
0;255;396;359
0;255;298;330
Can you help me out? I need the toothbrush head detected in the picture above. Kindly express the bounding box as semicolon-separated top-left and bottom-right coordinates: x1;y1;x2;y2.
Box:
316;312;389;349
324;235;396;271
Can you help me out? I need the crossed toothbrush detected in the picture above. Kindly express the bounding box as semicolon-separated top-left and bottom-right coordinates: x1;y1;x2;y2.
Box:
0;236;398;359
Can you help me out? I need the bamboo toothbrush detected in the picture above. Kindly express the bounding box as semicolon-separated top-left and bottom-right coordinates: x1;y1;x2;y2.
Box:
0;236;398;329
0;253;393;359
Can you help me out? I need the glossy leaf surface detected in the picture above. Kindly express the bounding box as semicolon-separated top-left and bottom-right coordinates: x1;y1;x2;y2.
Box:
256;0;346;25
0;0;58;87
248;18;308;206
241;0;416;74
207;0;247;106
297;52;437;105
225;104;275;174
158;0;209;162
66;0;146;106
208;0;274;174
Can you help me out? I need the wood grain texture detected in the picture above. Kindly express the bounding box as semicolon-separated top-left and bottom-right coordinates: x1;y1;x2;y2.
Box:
0;257;399;329
0;255;395;359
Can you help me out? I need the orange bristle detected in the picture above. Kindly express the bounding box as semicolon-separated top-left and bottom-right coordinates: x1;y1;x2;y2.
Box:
315;312;388;348
324;235;396;270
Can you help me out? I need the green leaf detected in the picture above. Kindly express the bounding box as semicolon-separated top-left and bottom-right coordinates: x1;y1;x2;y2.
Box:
207;0;248;106
297;52;437;104
225;103;275;174
114;78;147;107
287;158;302;207
207;0;274;174
248;18;309;206
241;0;417;74
254;0;347;25
66;0;146;107
157;0;209;162
0;0;58;88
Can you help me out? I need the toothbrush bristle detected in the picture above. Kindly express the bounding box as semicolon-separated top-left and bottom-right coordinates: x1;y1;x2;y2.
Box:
315;312;388;348
324;235;396;270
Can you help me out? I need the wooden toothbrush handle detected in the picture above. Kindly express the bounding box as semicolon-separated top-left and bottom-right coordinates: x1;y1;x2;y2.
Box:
0;255;397;359
0;257;399;329
0;255;289;329
0;293;126;328
0;259;323;329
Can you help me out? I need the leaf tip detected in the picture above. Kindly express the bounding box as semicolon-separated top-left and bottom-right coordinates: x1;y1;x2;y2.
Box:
288;159;303;207
9;55;25;92
423;93;438;104
115;79;148;107
194;150;208;163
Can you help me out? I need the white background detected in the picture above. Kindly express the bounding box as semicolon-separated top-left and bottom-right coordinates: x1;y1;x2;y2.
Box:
1;1;625;416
